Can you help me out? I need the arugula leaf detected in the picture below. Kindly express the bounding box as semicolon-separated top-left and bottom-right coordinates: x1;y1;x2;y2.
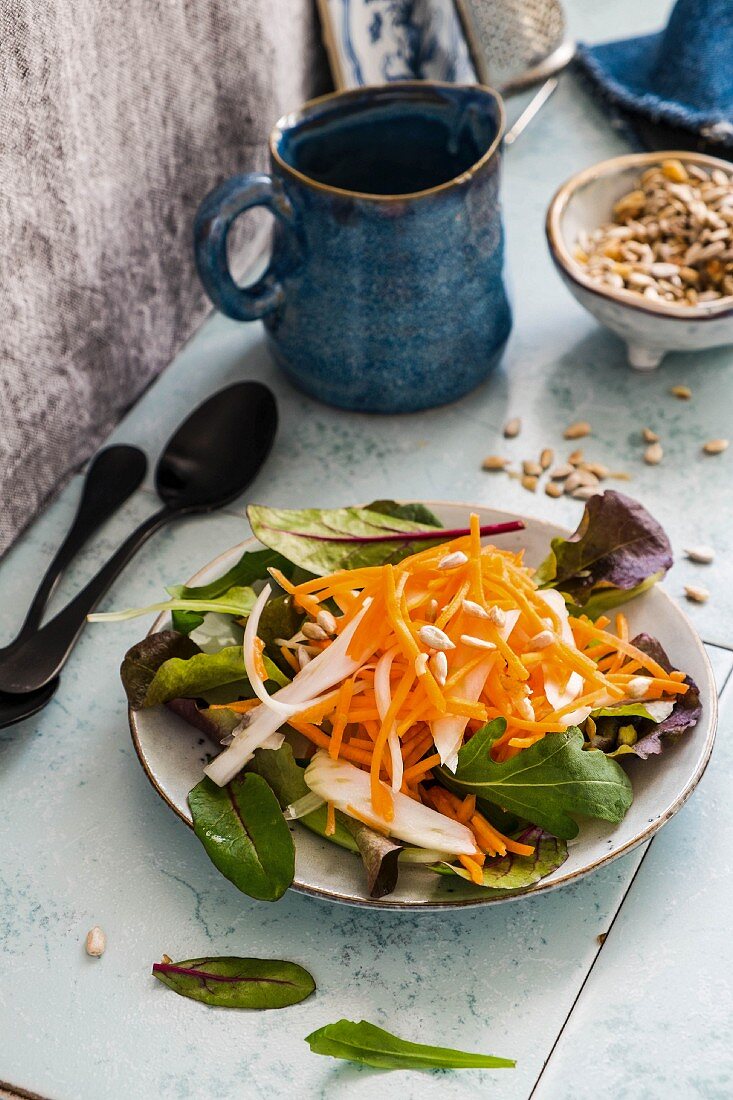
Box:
188;774;294;901
433;828;568;892
536;491;672;617
436;720;633;839
340;816;403;899
89;586;257;624
167;547;293;601
121;636;287;709
246;745;358;853
247;504;444;575
152;956;314;1008
305;1020;515;1070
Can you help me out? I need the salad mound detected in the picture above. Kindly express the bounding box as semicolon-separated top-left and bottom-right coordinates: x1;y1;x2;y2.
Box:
96;495;701;901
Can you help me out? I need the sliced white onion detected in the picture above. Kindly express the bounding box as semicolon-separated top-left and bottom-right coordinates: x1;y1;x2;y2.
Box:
399;847;449;864
304;752;475;855
243;585;308;718
284;791;326;820
205;601;373;786
432;609;521;768
536;588;575;645
374;646;403;792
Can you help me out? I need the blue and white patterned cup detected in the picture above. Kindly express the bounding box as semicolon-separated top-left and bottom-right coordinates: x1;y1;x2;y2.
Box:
194;82;511;413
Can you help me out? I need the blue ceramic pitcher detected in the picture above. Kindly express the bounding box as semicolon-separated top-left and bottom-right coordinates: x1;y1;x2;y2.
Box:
194;82;511;413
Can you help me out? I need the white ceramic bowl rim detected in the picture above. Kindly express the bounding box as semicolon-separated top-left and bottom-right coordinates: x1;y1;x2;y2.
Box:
546;150;733;322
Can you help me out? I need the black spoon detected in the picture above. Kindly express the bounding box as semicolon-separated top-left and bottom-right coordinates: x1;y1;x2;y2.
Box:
0;381;277;708
0;445;147;728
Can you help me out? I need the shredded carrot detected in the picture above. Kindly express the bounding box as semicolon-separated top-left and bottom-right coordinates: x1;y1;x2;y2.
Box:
325;802;336;836
329;677;356;760
208;698;260;713
279;645;299;674
402;753;441;784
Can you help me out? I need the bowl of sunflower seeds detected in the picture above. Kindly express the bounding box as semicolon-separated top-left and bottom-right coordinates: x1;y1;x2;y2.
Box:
546;151;733;370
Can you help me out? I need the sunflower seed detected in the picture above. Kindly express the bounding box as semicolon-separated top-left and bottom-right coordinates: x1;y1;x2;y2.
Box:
297;646;312;669
425;598;439;622
550;463;574;480
670;384;692;399
302;621;328;641
582;462;609;480
482;455;508;470
572;486;601;501
529;629;554;649
703;438;729;454
85;927;106;958
316;609;337;635
644;442;663;465
516;696;535;721
684;545;714;564
684;584;709;603
487;605;506;628
460;634;497;651
521;474;538;492
522;460;542;477
438;550;469;569
627;676;651;699
564;421;591;440
545;481;564;499
462;599;490;620
503;417;521;438
418;624;456;651
415;652;429;676
428;650;448;686
540;448;554;470
567;449;585;466
642;427;660;443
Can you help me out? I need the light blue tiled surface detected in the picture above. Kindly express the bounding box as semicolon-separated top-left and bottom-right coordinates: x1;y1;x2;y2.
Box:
2;2;733;1097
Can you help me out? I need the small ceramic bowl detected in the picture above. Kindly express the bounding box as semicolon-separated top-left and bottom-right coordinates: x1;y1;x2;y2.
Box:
546;151;733;371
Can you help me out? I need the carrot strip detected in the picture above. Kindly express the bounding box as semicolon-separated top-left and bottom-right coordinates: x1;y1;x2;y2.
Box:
402;753;441;783
329;677;356;760
325;802;336;836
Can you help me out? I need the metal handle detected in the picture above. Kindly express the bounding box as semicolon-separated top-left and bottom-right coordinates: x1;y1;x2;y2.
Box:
0;506;172;694
194;173;300;322
10;446;147;644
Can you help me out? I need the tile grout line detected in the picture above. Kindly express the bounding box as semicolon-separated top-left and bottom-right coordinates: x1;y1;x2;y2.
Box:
528;659;733;1099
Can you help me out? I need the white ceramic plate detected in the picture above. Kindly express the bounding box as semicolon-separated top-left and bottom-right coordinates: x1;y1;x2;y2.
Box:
130;502;717;910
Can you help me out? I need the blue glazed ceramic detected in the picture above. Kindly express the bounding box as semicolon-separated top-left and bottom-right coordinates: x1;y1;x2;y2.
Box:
194;82;511;413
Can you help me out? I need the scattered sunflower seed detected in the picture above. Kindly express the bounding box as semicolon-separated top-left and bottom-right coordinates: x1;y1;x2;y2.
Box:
414;652;429;676
503;417;522;438
85;927;106;958
670;385;692;399
487;605;506;628
564;421;591;440
522;460;542;477
425;598;439;622
550;463;574;480
540;448;554;470
528;629;554;649
482;455;508;471
545;481;564;498
568;449;584;466
516;696;535;721
418;624;456;651
582;462;609;480
302;621;328;641
316;609;337;635
642;427;660;443
572;486;601;500
462;599;490;620
460;634;497;651
438;550;469;569
684;545;714;564
429;650;448;686
644;442;664;465
684;584;709;603
627;676;651;699
703;438;729;454
521;474;538;492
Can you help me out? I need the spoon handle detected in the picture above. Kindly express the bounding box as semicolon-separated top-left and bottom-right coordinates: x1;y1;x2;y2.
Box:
9;446;148;645
0;505;172;694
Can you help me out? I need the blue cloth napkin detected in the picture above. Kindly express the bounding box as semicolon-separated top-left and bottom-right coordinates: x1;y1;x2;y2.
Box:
576;0;733;143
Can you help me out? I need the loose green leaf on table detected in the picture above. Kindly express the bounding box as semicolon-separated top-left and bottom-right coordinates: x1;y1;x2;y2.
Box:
436;719;633;840
433;828;568;892
305;1019;515;1070
188;773;295;901
152;956;315;1008
248;503;444;575
535;490;672;617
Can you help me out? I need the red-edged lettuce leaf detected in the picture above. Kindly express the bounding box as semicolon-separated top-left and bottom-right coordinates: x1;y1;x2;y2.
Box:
625;634;702;759
536;491;672;617
166;698;241;745
433;827;568;891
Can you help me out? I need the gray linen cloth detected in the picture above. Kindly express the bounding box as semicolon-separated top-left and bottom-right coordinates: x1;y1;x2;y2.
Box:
0;0;326;555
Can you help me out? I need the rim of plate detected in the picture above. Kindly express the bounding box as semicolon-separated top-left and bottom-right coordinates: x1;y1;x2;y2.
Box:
129;500;718;909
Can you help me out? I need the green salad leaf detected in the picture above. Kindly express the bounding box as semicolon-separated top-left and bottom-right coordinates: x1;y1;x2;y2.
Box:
166;697;241;744
536;490;672;618
305;1019;515;1070
89;586;257;624
340;816;403;900
188;774;295;901
247;503;444;575
167;547;294;633
433;828;568;892
121;634;287;709
436;720;633;840
365;500;442;526
256;594;305;674
246;745;358;853
152;956;315;1008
